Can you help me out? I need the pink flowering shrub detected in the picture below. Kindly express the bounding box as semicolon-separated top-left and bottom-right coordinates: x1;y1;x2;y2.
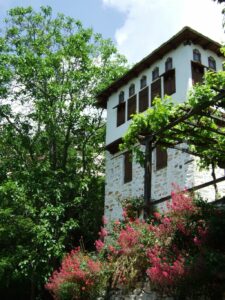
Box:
96;216;155;289
46;188;225;299
45;247;106;300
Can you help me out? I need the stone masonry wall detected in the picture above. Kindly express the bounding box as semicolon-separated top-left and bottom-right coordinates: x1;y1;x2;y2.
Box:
105;146;225;220
105;147;196;220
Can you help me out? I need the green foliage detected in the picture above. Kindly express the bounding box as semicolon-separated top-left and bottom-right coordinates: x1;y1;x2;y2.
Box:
0;6;128;299
47;190;225;300
121;196;144;219
121;69;225;169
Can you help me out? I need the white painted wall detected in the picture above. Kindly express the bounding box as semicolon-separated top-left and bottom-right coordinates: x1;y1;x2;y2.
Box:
105;41;225;220
106;43;224;146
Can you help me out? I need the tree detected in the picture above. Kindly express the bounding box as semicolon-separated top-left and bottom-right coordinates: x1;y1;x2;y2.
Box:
213;0;225;3
0;6;127;299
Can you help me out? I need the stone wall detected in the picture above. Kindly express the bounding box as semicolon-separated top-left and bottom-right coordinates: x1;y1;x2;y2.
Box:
105;149;145;220
105;145;225;220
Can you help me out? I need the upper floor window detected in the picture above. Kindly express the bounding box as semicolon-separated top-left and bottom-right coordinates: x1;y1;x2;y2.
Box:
165;57;173;72
140;75;147;89
152;67;159;81
119;91;125;103
208;56;216;71
191;61;204;85
129;83;135;97
193;49;201;63
164;69;176;96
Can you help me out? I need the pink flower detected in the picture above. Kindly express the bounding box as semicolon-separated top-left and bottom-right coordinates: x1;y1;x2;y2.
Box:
114;219;120;226
99;227;108;238
108;245;117;254
162;217;171;224
95;239;105;252
87;260;101;273
153;212;161;220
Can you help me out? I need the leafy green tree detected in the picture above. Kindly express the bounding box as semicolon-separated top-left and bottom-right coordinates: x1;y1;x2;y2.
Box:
0;6;127;299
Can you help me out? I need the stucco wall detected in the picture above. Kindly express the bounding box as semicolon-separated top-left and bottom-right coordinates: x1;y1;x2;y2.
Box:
105;43;224;146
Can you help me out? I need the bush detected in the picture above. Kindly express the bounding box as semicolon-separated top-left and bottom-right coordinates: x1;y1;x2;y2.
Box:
45;248;107;300
46;188;225;299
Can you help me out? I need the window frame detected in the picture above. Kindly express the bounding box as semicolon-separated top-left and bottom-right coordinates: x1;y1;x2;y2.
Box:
208;56;216;71
152;67;159;81
116;102;126;127
127;94;137;120
139;86;149;113
165;57;173;72
124;151;132;183
129;83;135;97
151;77;161;104
163;69;176;96
156;146;168;171
119;91;125;103
193;49;201;63
140;75;147;89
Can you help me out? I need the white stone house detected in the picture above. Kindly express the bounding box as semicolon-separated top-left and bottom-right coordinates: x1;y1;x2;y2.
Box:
97;27;225;220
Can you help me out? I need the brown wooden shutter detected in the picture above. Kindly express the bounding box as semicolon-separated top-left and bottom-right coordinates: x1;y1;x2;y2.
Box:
117;102;125;127
156;146;167;170
124;151;132;183
139;86;149;112
127;95;137;120
164;69;176;96
191;61;204;85
151;78;161;104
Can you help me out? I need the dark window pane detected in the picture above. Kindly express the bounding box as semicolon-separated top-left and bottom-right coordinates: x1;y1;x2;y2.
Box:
139;86;149;112
156;146;167;170
152;67;159;81
191;61;204;85
164;69;176;95
151;78;161;104
124;151;132;183
208;56;216;71
119;91;125;103
129;83;135;97
140;75;147;89
193;49;201;63
117;102;125;127
127;95;137;120
165;57;173;72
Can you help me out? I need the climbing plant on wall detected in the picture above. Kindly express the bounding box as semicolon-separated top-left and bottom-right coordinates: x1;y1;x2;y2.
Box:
121;69;225;170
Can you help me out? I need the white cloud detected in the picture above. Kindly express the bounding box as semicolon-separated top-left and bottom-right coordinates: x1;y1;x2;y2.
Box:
102;0;225;63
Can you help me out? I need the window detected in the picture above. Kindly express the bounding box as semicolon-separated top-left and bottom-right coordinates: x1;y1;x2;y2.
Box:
140;75;147;89
165;57;173;72
124;151;132;183
164;69;176;95
139;86;149;112
151;78;161;104
191;61;204;85
152;67;159;81
127;95;137;120
156;146;167;170
119;91;125;103
129;83;135;97
193;49;201;63
117;102;125;127
208;56;216;71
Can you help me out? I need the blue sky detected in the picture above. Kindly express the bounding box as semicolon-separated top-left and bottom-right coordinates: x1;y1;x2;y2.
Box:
0;0;124;40
0;0;224;63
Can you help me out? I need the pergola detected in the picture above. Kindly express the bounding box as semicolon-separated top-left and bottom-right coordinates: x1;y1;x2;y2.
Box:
139;89;225;215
